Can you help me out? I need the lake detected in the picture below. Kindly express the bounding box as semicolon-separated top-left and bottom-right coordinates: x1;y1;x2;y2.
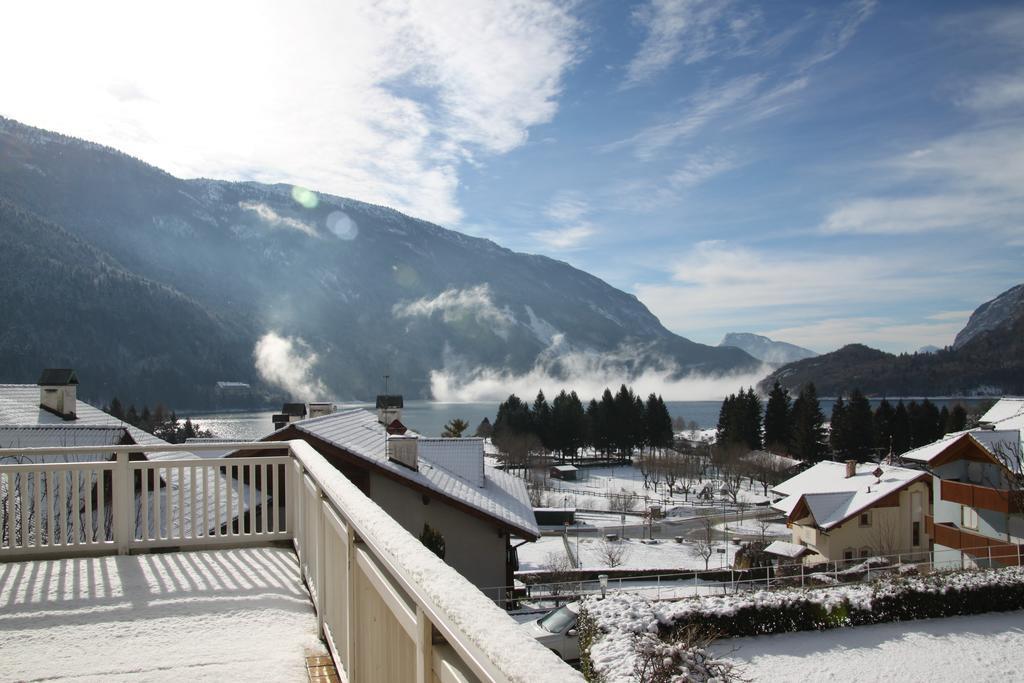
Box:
190;397;982;441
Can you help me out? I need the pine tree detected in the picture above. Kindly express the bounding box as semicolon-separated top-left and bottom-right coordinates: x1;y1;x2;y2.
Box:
791;383;826;462
763;382;792;452
830;395;848;456
892;401;911;454
948;404;968;432
473;417;494;438
873;398;895;455
532;390;551;451
109;397;124;420
846;389;875;461
741;387;763;450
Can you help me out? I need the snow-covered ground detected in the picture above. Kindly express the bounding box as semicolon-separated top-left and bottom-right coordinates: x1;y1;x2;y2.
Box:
518;534;739;572
0;547;324;681
713;610;1024;682
713;520;790;537
543;463;770;511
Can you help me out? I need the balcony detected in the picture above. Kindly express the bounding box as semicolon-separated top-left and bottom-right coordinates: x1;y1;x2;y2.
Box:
939;479;1019;514
0;440;579;682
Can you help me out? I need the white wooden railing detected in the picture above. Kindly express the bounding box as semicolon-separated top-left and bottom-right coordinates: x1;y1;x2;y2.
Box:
0;440;579;683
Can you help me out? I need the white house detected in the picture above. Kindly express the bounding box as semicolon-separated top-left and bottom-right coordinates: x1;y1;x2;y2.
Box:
771;460;932;565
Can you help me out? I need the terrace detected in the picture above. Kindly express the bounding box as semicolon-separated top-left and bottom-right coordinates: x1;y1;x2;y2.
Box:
0;440;579;682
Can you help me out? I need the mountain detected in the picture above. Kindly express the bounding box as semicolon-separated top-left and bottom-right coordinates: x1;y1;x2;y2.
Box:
719;333;817;365
760;285;1024;396
953;284;1024;349
917;345;941;354
0;117;759;405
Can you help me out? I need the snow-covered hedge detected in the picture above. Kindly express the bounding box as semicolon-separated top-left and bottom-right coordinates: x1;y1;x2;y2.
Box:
583;566;1024;681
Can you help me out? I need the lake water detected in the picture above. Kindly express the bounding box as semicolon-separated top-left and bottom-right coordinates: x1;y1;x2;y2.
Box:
190;397;982;441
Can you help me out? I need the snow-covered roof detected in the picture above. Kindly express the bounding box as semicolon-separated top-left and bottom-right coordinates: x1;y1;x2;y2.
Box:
273;409;539;539
0;425;128;462
771;461;928;530
551;465;579;472
900;429;1021;472
0;384;251;533
980;398;1024;425
764;540;810;558
741;450;801;469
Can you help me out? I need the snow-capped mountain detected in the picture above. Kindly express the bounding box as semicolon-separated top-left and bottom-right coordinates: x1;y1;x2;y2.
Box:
718;333;817;365
0;117;758;404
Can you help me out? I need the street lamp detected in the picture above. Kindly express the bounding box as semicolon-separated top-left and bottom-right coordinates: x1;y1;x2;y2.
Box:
599;574;608;599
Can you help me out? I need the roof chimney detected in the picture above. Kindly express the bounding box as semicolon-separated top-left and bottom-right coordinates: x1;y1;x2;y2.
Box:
845;460;857;479
387;434;418;470
376;394;403;425
37;368;78;420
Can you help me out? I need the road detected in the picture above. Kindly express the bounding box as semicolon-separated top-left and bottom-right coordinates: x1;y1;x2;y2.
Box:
553;507;783;542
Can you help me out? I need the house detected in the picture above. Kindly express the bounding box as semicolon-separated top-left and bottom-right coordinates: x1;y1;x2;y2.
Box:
771;460;932;565
550;464;578;481
0;372;254;538
899;430;1023;568
245;399;539;603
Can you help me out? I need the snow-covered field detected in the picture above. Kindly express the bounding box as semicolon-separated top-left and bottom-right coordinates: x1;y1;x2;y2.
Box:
543;463;770;511
518;534;738;572
0;547;324;681
713;520;790;537
713;610;1024;682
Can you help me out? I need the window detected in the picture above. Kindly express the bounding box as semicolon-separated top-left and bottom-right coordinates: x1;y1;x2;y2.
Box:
859;511;871;527
860;548;870;559
843;549;854;562
913;521;921;547
962;506;978;530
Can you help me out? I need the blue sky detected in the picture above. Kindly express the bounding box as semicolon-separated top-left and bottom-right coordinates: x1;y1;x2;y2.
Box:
3;0;1022;353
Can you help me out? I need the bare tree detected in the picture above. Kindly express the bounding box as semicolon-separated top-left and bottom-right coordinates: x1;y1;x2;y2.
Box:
756;516;772;544
735;498;750;524
694;512;715;570
595;536;630;568
608;488;639;513
542;551;576;603
869;513;901;557
985;440;1024;545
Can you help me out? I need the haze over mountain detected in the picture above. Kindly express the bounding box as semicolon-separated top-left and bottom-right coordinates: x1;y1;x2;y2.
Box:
0;118;760;406
761;284;1024;397
718;333;817;366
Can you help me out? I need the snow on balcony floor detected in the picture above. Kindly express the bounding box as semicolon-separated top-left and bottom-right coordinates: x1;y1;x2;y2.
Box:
0;546;326;681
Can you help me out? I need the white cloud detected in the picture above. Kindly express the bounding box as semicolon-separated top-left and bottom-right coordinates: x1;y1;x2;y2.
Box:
633;240;993;352
238;201;319;238
821;125;1024;235
530;225;597;250
959;71;1024;111
0;0;579;226
531;191;598;251
253;332;329;401
608;75;763;159
669;149;741;188
393;284;514;330
429;340;771;402
802;0;877;69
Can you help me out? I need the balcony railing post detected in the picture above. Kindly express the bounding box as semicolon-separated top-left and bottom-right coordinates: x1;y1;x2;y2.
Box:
114;452;132;555
316;484;326;637
415;605;432;683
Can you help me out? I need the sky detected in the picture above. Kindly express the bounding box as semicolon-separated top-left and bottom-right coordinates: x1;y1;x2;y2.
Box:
2;0;1022;355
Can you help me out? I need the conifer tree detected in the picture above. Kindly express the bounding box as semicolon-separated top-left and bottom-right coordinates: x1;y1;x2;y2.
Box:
891;400;911;454
763;382;792;452
532;390;552;451
873;398;895;455
830;395;848;456
846;389;875;461
791;383;826;462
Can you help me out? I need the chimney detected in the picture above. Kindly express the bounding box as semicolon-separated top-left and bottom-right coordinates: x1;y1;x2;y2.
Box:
37;368;78;420
387;434;418;470
308;402;334;419
376;394;403;425
845;460;857;479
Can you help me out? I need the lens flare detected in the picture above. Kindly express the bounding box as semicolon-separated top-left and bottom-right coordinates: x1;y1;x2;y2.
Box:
291;185;319;209
326;210;358;240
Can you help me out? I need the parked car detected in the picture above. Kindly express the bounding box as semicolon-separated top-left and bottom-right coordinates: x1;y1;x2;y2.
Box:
522;602;580;661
